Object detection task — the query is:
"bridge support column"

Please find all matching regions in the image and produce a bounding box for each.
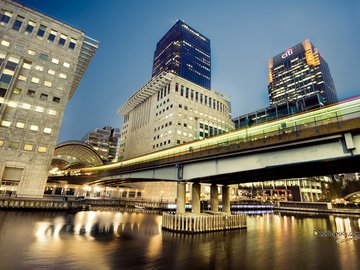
[210,184,219,212]
[222,185,230,215]
[176,182,186,215]
[192,183,201,214]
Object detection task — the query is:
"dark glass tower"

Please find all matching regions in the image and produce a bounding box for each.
[268,39,337,108]
[152,20,211,89]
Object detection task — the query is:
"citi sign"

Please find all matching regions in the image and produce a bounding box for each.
[282,48,293,59]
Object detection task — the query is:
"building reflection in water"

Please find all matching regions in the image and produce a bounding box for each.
[1,211,360,270]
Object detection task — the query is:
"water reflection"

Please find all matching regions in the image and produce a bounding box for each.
[0,211,360,270]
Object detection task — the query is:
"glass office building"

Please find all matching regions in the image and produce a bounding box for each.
[268,39,337,107]
[152,20,211,90]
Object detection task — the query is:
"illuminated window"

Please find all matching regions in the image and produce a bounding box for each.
[8,101,17,108]
[35,106,44,112]
[37,146,47,153]
[18,75,27,81]
[51,58,59,64]
[30,125,38,131]
[0,139,3,147]
[1,40,10,47]
[63,62,70,68]
[35,65,44,71]
[48,69,55,75]
[43,127,52,134]
[44,81,52,87]
[25,20,36,34]
[28,49,36,56]
[23,143,34,151]
[48,109,57,116]
[31,77,40,84]
[13,88,21,95]
[22,62,31,70]
[21,104,30,111]
[1,120,11,127]
[59,73,67,79]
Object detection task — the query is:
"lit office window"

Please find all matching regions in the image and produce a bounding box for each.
[1,120,11,127]
[43,127,52,134]
[51,58,59,64]
[30,125,38,131]
[31,77,40,84]
[44,81,52,87]
[35,65,44,71]
[59,73,67,79]
[23,143,34,151]
[63,62,70,68]
[22,61,31,70]
[0,139,3,147]
[35,106,44,112]
[28,49,36,56]
[8,101,17,108]
[22,103,31,110]
[18,75,27,81]
[48,69,55,75]
[37,146,47,153]
[13,88,21,95]
[48,109,57,116]
[1,40,10,47]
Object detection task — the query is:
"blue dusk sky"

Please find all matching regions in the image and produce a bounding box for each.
[17,0,360,143]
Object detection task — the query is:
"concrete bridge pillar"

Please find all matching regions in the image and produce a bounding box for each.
[192,183,201,214]
[222,185,231,215]
[176,182,186,215]
[210,184,219,212]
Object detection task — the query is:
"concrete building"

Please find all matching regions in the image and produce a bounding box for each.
[118,72,233,160]
[0,0,98,198]
[82,126,121,163]
[118,72,233,201]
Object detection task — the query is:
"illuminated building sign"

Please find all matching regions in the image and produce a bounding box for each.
[282,48,293,59]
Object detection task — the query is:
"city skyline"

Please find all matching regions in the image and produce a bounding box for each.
[17,0,360,143]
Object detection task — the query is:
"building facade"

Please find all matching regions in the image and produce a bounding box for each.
[268,39,337,108]
[82,126,121,163]
[118,72,233,160]
[0,0,98,197]
[152,20,211,90]
[118,72,233,201]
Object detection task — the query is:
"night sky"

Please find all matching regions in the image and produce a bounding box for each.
[17,0,360,143]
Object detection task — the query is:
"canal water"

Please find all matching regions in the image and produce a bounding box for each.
[0,210,360,270]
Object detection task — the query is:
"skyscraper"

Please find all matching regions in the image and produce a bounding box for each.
[268,39,337,108]
[152,20,211,89]
[0,0,98,198]
[82,126,121,163]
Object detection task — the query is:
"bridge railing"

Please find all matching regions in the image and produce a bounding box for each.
[129,106,360,166]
